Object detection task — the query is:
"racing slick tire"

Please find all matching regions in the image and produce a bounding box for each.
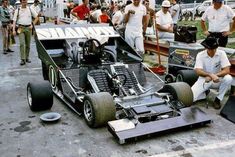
[162,82,193,107]
[27,81,53,111]
[176,70,198,86]
[83,92,116,128]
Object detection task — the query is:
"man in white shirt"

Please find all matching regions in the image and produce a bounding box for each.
[191,36,233,109]
[124,0,147,58]
[30,0,41,14]
[155,0,174,40]
[112,5,123,26]
[201,0,235,47]
[90,5,101,23]
[12,0,38,65]
[170,0,181,26]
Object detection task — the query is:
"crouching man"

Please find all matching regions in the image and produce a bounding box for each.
[191,36,233,109]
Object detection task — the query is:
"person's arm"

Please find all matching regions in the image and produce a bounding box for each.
[98,15,101,23]
[156,24,173,33]
[223,16,235,36]
[142,15,147,34]
[12,9,18,36]
[71,7,80,20]
[32,16,39,25]
[216,66,230,77]
[12,20,16,36]
[123,10,132,24]
[201,19,210,36]
[30,7,39,27]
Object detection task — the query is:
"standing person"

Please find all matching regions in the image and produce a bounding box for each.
[71,0,90,22]
[90,5,101,23]
[155,0,174,40]
[143,0,155,27]
[170,0,181,27]
[12,0,38,65]
[0,0,14,54]
[112,4,123,26]
[124,0,147,57]
[30,0,41,14]
[63,0,68,18]
[191,36,233,109]
[30,0,41,25]
[201,0,235,47]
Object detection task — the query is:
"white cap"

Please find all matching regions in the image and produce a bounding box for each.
[162,0,171,7]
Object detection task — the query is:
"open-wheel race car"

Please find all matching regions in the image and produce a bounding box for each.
[27,23,211,144]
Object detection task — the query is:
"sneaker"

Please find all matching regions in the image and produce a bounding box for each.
[26,59,31,63]
[6,49,14,52]
[3,50,7,54]
[213,97,221,109]
[20,60,25,65]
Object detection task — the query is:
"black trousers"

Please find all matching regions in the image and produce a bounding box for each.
[208,32,228,47]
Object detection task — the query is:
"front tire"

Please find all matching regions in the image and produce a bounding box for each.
[83,92,116,128]
[162,82,193,107]
[27,81,53,111]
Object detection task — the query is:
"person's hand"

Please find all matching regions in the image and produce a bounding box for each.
[203,31,210,36]
[29,25,33,30]
[205,76,212,82]
[222,31,232,37]
[209,73,220,83]
[168,26,173,33]
[128,10,135,15]
[12,30,16,36]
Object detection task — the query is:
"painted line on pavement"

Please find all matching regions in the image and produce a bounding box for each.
[149,139,235,157]
[0,67,41,75]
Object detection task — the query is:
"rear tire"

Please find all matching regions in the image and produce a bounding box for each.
[27,81,53,111]
[83,92,116,128]
[162,82,193,107]
[176,70,198,86]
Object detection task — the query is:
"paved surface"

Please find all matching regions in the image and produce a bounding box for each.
[1,31,235,157]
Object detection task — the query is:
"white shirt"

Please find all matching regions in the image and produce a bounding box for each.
[112,10,123,25]
[91,9,102,21]
[124,4,146,32]
[13,6,38,25]
[155,9,173,32]
[30,4,41,14]
[7,5,15,20]
[194,49,231,75]
[201,5,235,32]
[170,3,180,24]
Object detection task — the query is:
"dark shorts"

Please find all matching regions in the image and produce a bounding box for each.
[209,32,228,47]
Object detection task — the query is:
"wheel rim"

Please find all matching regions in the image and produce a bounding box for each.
[84,100,93,122]
[27,86,32,107]
[176,74,183,82]
[165,75,173,83]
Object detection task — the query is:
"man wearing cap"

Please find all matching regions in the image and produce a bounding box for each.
[123,0,147,58]
[191,36,233,109]
[155,0,174,40]
[201,0,235,47]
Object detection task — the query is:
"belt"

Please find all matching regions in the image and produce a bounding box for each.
[209,32,223,35]
[19,24,31,27]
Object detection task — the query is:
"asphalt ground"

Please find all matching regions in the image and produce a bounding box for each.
[1,32,235,157]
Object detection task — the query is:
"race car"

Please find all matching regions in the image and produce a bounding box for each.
[27,23,211,144]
